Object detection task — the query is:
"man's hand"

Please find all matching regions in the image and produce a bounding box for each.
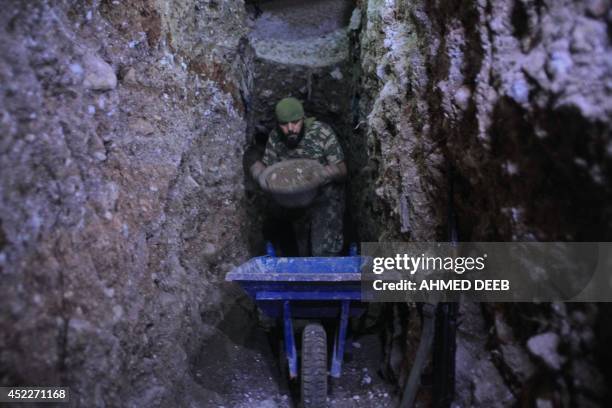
[250,161,269,191]
[257,173,269,191]
[316,162,347,185]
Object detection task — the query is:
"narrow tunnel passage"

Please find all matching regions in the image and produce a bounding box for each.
[243,0,360,257]
[1,0,610,407]
[194,1,399,406]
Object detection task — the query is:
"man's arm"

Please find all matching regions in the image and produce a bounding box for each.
[261,130,279,167]
[251,130,281,191]
[320,161,347,184]
[250,160,269,190]
[250,160,265,179]
[319,123,347,184]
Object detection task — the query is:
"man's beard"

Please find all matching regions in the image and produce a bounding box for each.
[280,125,305,149]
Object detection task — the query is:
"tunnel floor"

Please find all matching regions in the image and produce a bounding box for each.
[193,324,395,407]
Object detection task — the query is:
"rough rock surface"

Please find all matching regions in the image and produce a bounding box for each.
[350,0,611,406]
[527,331,563,370]
[0,0,252,406]
[351,0,611,243]
[246,0,354,136]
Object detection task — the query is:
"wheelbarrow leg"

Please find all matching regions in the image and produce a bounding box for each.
[266,241,276,257]
[283,300,298,379]
[330,300,350,378]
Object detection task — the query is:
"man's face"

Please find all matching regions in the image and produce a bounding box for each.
[278,118,304,148]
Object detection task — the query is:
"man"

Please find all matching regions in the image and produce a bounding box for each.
[250,97,347,256]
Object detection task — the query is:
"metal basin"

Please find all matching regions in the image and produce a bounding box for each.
[261,159,323,208]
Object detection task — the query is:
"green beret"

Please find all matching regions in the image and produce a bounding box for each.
[275,97,304,123]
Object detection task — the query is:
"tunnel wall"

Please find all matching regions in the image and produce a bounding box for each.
[352,0,611,405]
[249,53,352,143]
[0,0,252,405]
[351,0,611,241]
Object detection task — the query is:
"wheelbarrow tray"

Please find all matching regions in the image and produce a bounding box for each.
[226,255,365,318]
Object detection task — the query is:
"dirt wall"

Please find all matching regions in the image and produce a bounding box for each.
[0,0,252,405]
[350,0,611,242]
[351,0,611,405]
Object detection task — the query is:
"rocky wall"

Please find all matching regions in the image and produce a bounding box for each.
[244,0,356,152]
[0,0,252,405]
[248,35,352,138]
[351,0,611,406]
[351,0,611,241]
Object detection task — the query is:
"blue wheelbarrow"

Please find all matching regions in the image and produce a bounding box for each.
[225,244,366,407]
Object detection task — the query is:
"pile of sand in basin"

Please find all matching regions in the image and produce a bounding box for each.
[264,159,323,194]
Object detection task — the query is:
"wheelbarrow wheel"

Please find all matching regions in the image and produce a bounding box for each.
[301,323,327,408]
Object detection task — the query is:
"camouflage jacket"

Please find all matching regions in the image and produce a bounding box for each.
[261,118,344,166]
